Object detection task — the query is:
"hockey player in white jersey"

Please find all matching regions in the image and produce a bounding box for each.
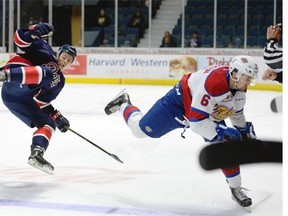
[104,55,258,208]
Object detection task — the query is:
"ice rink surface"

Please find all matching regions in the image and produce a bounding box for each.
[0,84,283,216]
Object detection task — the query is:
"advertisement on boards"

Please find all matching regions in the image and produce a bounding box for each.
[0,53,276,86]
[86,53,200,79]
[63,54,87,75]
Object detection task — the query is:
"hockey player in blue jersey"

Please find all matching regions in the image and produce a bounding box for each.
[0,23,77,174]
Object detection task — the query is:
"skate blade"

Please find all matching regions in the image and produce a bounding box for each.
[232,196,252,212]
[28,158,54,175]
[111,88,127,101]
[243,206,252,212]
[232,200,252,212]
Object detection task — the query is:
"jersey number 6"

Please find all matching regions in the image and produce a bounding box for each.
[201,94,211,106]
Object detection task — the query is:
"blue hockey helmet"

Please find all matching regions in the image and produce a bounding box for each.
[57,44,77,61]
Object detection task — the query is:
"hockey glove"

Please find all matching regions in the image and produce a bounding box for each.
[213,124,242,142]
[29,23,55,39]
[51,110,70,133]
[234,122,257,140]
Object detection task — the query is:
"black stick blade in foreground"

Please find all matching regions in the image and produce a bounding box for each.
[270,95,282,113]
[199,139,282,170]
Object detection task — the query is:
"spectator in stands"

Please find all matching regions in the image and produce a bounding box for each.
[187,31,202,48]
[151,0,161,17]
[96,9,111,27]
[127,8,146,39]
[95,8,111,46]
[161,31,176,46]
[160,36,176,48]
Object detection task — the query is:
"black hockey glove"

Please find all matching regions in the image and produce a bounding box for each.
[29,23,55,39]
[51,110,70,133]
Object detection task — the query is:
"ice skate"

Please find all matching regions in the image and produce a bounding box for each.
[230,187,252,209]
[104,88,131,115]
[28,146,54,175]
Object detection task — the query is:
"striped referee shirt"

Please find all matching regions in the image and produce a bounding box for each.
[263,39,282,73]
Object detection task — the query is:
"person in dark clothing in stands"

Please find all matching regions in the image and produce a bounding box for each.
[96,9,111,27]
[127,8,146,39]
[187,31,202,48]
[160,36,176,48]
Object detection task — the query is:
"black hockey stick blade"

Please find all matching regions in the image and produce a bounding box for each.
[68,128,124,163]
[109,154,124,163]
[199,139,282,170]
[270,95,282,113]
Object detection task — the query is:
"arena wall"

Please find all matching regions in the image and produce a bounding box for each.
[0,51,281,92]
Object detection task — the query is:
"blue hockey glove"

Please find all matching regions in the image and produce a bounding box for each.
[51,110,70,133]
[234,122,257,140]
[213,124,242,142]
[29,23,55,39]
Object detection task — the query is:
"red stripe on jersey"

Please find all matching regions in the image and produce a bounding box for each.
[123,105,140,123]
[204,66,230,97]
[33,89,50,108]
[34,99,50,108]
[181,74,208,120]
[222,166,240,177]
[22,66,42,84]
[189,108,208,121]
[5,55,33,67]
[34,98,49,108]
[14,31,31,48]
[33,125,54,141]
[181,74,192,117]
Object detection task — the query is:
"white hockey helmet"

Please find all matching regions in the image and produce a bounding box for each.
[229,55,258,85]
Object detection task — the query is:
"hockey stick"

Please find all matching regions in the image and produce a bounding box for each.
[270,95,282,113]
[68,128,124,163]
[199,139,282,170]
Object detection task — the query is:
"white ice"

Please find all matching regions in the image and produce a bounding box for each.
[0,84,283,216]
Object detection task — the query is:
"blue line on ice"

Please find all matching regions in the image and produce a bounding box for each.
[0,199,191,216]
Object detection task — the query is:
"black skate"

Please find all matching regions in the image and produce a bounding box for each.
[230,187,252,208]
[28,146,54,175]
[104,89,131,115]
